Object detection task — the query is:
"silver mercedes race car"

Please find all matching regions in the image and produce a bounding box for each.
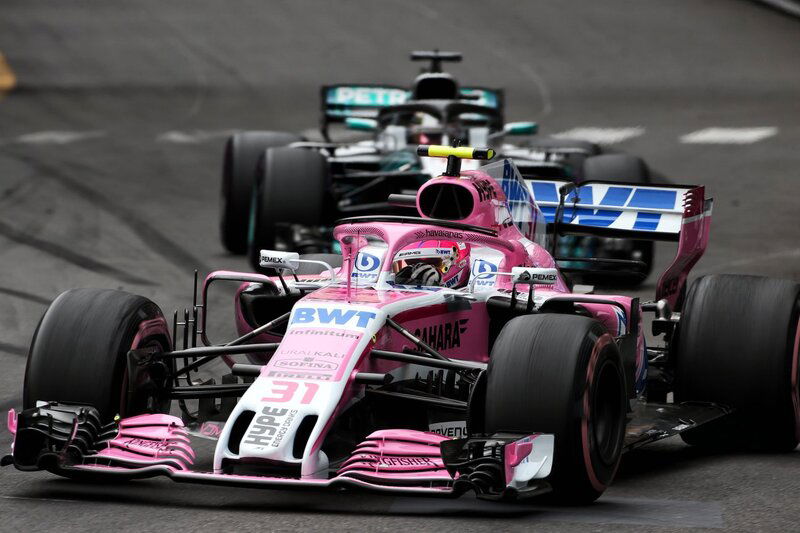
[220,51,656,285]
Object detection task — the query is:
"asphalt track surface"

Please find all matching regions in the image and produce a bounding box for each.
[1,1,799,531]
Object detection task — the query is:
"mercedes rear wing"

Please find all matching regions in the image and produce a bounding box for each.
[320,84,504,138]
[526,178,713,309]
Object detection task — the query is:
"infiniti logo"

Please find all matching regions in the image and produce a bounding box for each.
[355,252,380,272]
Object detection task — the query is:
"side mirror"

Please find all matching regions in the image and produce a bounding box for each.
[511,267,557,285]
[345,117,379,131]
[259,250,338,281]
[259,250,299,270]
[504,121,538,136]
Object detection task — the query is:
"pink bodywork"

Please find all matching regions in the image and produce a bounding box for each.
[7,409,16,437]
[262,327,364,382]
[87,414,195,471]
[185,163,707,489]
[6,163,714,496]
[338,429,452,484]
[503,433,536,485]
[656,186,712,309]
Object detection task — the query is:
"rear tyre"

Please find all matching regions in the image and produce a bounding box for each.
[220,131,302,254]
[581,153,653,287]
[675,275,800,451]
[484,314,627,503]
[248,147,329,270]
[23,289,172,422]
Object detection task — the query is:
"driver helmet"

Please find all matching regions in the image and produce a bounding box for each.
[409,112,444,145]
[392,240,470,288]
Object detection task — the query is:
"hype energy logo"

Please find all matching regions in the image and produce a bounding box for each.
[290,306,377,329]
[471,259,498,288]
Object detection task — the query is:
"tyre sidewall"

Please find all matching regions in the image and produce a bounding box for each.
[484,315,626,502]
[675,275,800,450]
[23,289,171,421]
[221,131,301,254]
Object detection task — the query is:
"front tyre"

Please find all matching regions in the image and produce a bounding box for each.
[484,314,627,503]
[23,288,172,422]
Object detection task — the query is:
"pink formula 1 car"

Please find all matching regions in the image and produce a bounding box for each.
[5,146,799,504]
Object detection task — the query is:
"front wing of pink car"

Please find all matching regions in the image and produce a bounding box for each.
[3,403,554,500]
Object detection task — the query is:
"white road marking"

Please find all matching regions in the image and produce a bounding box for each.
[156,129,238,143]
[15,130,106,145]
[552,127,644,144]
[680,127,777,144]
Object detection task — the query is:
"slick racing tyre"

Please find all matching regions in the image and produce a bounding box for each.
[674,275,800,451]
[23,289,172,422]
[484,314,627,503]
[220,131,302,254]
[581,153,653,287]
[248,147,329,270]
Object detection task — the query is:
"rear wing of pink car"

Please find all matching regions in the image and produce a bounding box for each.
[528,179,713,309]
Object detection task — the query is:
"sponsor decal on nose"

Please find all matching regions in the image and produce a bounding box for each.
[291,307,377,328]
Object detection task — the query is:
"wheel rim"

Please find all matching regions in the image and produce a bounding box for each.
[119,317,170,419]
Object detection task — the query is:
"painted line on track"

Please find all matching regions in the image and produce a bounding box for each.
[156,129,238,143]
[552,127,645,144]
[15,131,107,145]
[680,127,778,144]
